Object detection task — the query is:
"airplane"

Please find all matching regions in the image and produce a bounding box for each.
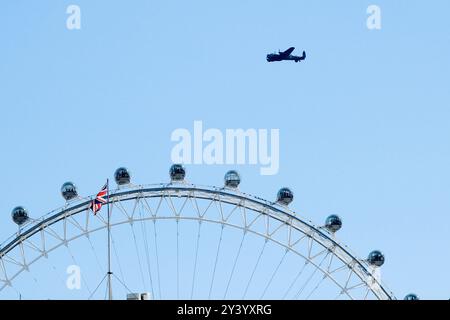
[266,47,306,63]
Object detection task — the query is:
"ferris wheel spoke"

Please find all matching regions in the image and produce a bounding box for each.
[45,258,68,295]
[176,219,180,299]
[294,252,329,300]
[110,233,126,292]
[21,263,41,296]
[85,236,105,275]
[65,244,93,296]
[138,203,155,300]
[190,220,202,299]
[140,198,155,299]
[282,260,308,299]
[305,274,327,300]
[129,222,147,293]
[152,220,162,299]
[260,248,289,299]
[223,231,247,299]
[242,238,268,299]
[208,224,224,299]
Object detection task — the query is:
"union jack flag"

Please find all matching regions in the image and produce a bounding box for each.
[90,182,108,215]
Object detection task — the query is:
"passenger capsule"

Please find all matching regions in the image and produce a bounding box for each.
[224,170,241,188]
[170,164,186,181]
[11,206,29,226]
[115,167,131,185]
[404,294,419,300]
[61,182,78,201]
[368,250,385,267]
[325,214,342,233]
[277,188,294,205]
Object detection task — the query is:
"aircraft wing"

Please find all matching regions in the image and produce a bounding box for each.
[282,47,295,56]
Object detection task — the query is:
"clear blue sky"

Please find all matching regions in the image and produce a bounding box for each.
[0,0,449,299]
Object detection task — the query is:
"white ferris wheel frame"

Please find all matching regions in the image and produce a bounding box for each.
[0,183,396,300]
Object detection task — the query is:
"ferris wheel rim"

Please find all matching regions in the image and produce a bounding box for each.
[1,217,353,298]
[0,183,396,300]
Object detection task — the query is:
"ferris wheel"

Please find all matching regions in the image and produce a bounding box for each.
[0,164,400,300]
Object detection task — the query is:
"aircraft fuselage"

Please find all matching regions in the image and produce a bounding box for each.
[266,48,306,63]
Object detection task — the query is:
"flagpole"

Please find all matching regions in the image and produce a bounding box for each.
[106,178,113,300]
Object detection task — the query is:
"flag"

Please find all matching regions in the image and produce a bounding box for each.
[90,182,108,215]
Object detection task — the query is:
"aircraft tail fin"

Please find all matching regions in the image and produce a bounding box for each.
[302,51,306,59]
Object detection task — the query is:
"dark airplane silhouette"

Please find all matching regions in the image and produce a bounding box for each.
[266,47,306,63]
